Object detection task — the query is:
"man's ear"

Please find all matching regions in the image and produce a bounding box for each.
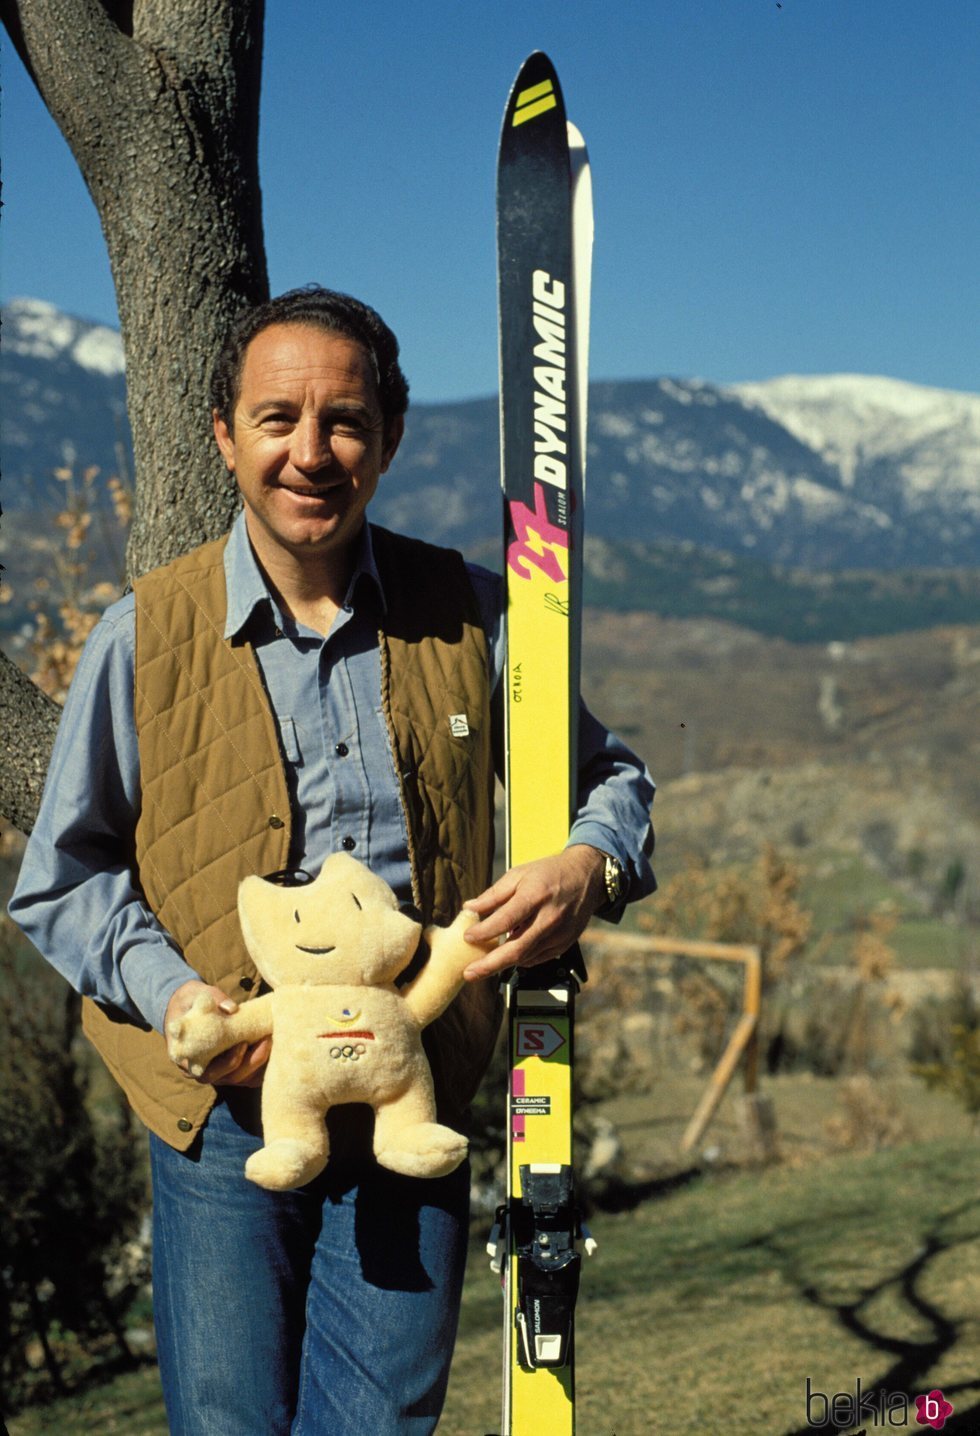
[213,408,236,471]
[380,414,405,474]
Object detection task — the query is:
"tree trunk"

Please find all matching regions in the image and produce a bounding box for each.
[0,0,268,831]
[0,651,61,833]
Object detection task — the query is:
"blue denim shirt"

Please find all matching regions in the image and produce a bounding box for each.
[10,514,655,1034]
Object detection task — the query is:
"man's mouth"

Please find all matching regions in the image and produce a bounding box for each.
[279,479,349,499]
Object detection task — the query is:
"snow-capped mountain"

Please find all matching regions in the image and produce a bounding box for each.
[1,298,130,492]
[732,373,980,515]
[378,373,979,568]
[2,299,978,571]
[3,296,124,376]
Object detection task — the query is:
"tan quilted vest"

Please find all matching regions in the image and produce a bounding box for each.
[81,525,499,1149]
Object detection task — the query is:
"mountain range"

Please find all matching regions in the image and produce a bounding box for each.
[2,296,978,579]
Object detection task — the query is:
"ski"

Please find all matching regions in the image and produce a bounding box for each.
[488,52,594,1436]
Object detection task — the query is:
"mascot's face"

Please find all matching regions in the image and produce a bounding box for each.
[238,853,422,988]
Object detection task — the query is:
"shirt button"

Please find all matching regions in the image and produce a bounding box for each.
[341,836,356,851]
[177,1118,193,1133]
[269,815,285,830]
[335,742,349,757]
[240,976,254,991]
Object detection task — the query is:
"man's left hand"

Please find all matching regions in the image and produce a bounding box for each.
[461,844,606,980]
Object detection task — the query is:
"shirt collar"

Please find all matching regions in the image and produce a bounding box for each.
[223,512,387,641]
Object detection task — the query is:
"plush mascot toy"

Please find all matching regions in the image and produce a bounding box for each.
[166,853,494,1190]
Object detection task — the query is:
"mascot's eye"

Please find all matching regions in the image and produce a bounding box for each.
[294,910,300,924]
[351,893,362,911]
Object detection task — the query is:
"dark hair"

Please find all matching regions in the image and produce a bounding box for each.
[209,285,410,430]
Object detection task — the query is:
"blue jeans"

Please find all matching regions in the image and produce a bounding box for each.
[149,1095,470,1435]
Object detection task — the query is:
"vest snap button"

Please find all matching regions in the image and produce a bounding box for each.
[177,1118,193,1133]
[341,836,356,851]
[269,815,285,830]
[335,742,349,757]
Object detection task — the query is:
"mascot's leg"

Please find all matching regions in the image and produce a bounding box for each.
[373,1085,468,1180]
[246,1081,330,1191]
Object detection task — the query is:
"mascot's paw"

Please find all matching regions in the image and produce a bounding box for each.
[166,992,228,1077]
[375,1122,469,1179]
[424,908,496,970]
[245,1139,328,1191]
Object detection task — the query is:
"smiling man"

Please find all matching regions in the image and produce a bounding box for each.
[10,286,655,1435]
[212,322,404,621]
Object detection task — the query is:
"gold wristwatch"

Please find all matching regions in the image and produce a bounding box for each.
[599,853,626,913]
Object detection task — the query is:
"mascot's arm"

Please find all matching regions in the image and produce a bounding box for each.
[167,990,275,1078]
[405,910,495,1028]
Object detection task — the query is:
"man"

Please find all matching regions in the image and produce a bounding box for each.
[11,287,655,1435]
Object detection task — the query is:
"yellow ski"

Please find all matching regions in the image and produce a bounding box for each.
[489,50,594,1436]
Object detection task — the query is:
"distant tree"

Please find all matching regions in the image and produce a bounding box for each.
[0,0,269,831]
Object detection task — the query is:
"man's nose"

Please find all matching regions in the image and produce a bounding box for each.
[290,415,334,472]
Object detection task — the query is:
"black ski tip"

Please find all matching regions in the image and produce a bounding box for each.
[501,50,566,135]
[514,48,557,79]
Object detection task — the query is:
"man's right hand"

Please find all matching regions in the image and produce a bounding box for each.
[164,979,271,1088]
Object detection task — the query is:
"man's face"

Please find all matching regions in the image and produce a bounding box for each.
[213,322,403,568]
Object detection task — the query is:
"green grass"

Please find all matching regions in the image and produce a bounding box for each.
[443,1137,980,1435]
[799,850,971,971]
[892,919,969,970]
[6,1362,168,1435]
[803,852,912,923]
[622,845,973,975]
[10,1077,979,1435]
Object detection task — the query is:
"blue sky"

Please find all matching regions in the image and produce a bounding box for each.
[2,0,977,401]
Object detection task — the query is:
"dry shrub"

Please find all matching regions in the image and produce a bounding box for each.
[577,949,661,1096]
[912,968,980,1122]
[852,907,898,984]
[643,843,811,988]
[6,461,132,702]
[639,845,816,1076]
[824,1075,915,1151]
[835,908,905,1073]
[909,973,980,1067]
[916,1026,980,1122]
[670,968,732,1071]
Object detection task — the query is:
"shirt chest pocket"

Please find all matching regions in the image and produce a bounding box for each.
[276,715,304,767]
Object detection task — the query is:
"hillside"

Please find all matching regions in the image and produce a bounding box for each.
[581,612,980,916]
[3,298,979,573]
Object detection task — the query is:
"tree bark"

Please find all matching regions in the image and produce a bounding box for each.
[0,651,61,833]
[0,0,268,831]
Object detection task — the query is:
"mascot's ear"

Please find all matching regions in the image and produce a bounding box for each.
[237,874,266,955]
[238,867,284,959]
[239,868,313,948]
